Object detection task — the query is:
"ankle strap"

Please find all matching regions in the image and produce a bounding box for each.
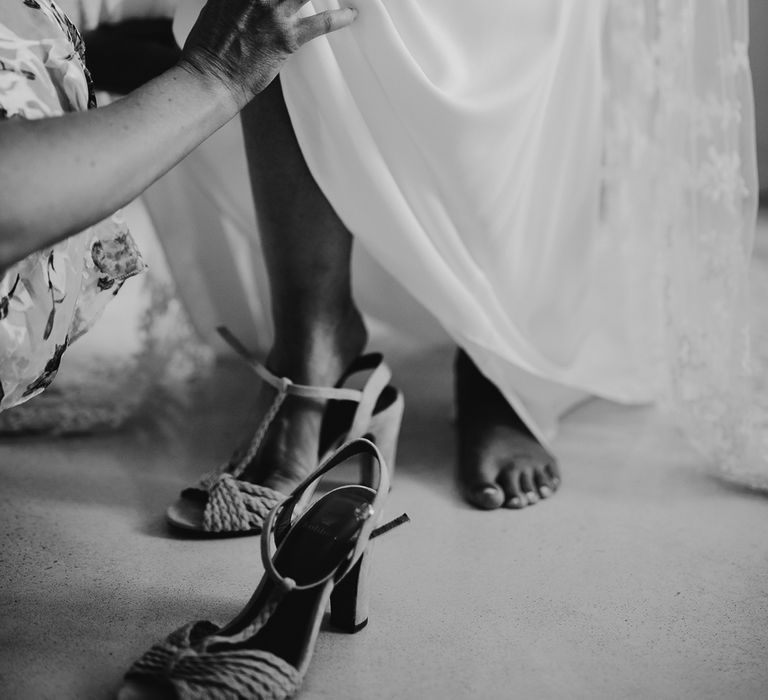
[217,327,364,402]
[260,439,390,591]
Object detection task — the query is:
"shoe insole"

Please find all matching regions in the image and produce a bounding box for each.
[319,386,399,456]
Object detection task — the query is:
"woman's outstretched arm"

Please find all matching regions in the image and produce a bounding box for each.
[0,0,357,271]
[0,64,236,269]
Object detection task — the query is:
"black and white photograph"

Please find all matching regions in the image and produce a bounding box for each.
[1,0,767,698]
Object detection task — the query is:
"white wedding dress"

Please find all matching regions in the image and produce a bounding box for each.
[147,0,764,488]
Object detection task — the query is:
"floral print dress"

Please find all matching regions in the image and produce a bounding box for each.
[0,0,144,412]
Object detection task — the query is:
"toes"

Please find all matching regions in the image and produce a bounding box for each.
[535,468,555,499]
[459,432,562,511]
[546,461,562,492]
[498,469,526,509]
[499,459,561,507]
[460,451,506,510]
[519,467,539,505]
[464,482,505,510]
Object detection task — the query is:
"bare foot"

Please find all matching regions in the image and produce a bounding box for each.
[454,350,561,510]
[230,306,368,495]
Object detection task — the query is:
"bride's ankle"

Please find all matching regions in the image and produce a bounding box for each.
[269,306,368,384]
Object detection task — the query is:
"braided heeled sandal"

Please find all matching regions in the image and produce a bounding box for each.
[166,328,404,536]
[122,438,408,700]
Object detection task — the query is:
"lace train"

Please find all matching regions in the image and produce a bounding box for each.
[603,0,766,489]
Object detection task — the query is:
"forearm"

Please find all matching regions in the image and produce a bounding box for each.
[0,63,237,269]
[0,0,357,272]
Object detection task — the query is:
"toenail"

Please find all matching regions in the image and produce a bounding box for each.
[539,486,552,498]
[509,496,524,508]
[473,486,502,508]
[525,491,538,503]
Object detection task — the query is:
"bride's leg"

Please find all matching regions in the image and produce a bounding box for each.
[239,79,560,509]
[236,78,367,493]
[454,350,561,510]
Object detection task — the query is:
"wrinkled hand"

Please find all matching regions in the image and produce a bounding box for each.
[181,0,357,108]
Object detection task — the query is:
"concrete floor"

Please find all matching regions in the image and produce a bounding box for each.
[1,336,767,699]
[1,206,768,699]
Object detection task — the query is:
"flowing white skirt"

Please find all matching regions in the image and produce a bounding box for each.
[159,0,765,487]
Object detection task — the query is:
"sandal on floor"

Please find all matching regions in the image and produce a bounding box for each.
[166,327,404,536]
[122,438,407,700]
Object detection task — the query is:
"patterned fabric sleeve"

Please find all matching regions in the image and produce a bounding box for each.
[0,0,144,412]
[55,0,178,31]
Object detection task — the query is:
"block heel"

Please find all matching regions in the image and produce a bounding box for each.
[330,550,373,633]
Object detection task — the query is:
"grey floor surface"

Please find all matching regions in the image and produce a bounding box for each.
[1,341,767,699]
[1,209,768,699]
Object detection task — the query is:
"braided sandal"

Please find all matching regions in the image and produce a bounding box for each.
[122,438,408,700]
[166,327,404,536]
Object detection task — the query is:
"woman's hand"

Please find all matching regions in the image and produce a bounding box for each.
[0,0,358,270]
[181,0,358,109]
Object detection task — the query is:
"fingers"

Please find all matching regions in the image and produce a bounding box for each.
[295,7,358,46]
